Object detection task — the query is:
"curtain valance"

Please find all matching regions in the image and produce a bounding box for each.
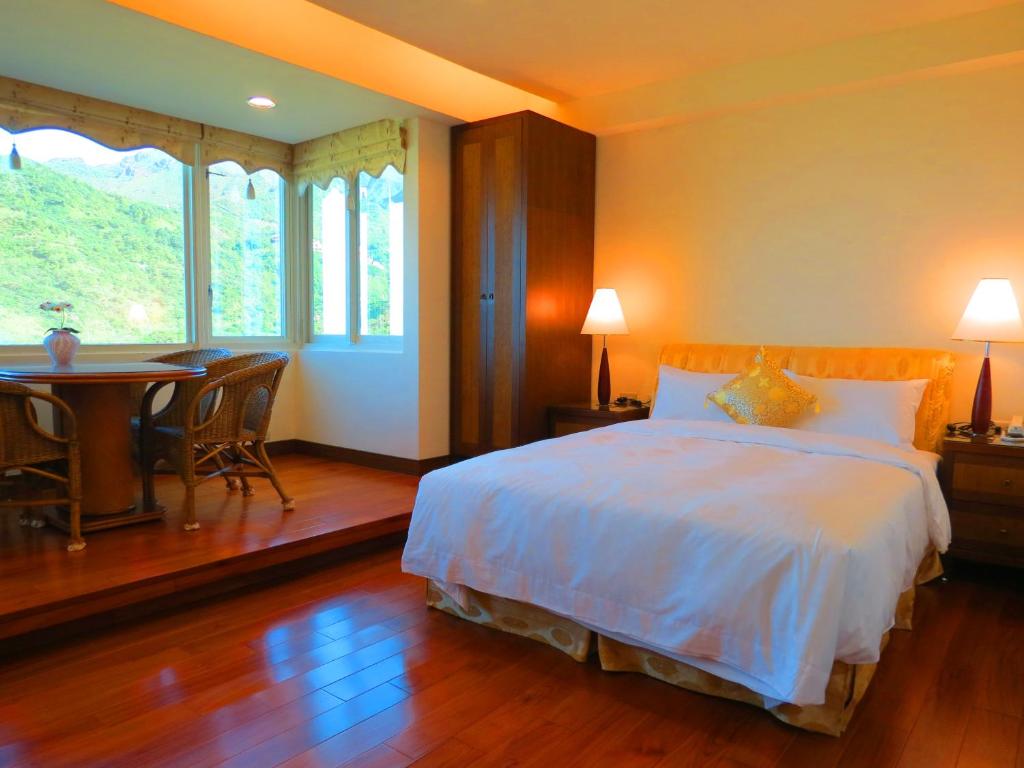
[0,77,290,176]
[1,77,406,187]
[200,125,293,180]
[0,76,201,165]
[293,119,407,192]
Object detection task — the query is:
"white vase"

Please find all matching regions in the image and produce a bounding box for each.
[43,329,80,366]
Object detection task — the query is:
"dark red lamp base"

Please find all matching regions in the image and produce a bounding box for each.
[597,345,611,406]
[970,354,992,436]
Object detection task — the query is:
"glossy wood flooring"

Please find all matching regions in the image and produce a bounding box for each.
[0,547,1020,768]
[0,455,418,639]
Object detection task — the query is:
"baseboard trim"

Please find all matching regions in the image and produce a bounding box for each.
[264,439,303,457]
[265,439,450,476]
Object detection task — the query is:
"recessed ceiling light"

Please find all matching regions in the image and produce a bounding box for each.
[247,96,276,110]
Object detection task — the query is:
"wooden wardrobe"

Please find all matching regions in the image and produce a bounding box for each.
[451,111,596,457]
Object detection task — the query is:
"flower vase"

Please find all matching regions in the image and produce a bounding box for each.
[43,330,80,366]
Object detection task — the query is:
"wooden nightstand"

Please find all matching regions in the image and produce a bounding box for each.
[941,436,1024,568]
[547,402,650,438]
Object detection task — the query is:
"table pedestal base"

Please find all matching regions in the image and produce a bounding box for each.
[54,382,138,517]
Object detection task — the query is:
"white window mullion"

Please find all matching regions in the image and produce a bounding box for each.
[279,179,292,342]
[192,146,213,347]
[292,184,310,345]
[348,174,361,344]
[181,158,197,345]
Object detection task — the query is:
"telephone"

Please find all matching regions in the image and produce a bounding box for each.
[1001,415,1024,445]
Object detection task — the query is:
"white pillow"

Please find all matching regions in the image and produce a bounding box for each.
[784,371,929,449]
[651,365,735,422]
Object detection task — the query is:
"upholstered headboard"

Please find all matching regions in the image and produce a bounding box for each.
[657,344,955,452]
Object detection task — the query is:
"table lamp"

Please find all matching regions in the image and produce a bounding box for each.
[582,288,629,406]
[952,278,1024,435]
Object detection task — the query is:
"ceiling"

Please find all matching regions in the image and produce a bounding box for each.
[311,0,1020,100]
[0,0,454,144]
[5,0,1020,142]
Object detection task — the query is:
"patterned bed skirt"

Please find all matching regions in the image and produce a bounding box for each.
[425,549,942,736]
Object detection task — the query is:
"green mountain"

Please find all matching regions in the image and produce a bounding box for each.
[46,153,183,209]
[0,157,187,343]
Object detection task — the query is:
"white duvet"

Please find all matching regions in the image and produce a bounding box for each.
[401,420,950,706]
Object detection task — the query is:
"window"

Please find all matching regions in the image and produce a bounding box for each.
[310,177,348,336]
[1,116,405,351]
[0,127,188,344]
[208,162,285,337]
[308,166,403,343]
[359,167,403,337]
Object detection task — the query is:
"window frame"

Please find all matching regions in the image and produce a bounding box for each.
[306,177,353,346]
[203,162,290,345]
[304,167,404,352]
[0,128,197,355]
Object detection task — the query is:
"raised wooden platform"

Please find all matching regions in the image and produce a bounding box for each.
[0,454,418,642]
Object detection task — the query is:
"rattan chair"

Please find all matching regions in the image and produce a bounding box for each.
[0,381,84,552]
[139,352,293,531]
[128,348,232,417]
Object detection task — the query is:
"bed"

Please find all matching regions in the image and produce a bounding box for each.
[402,344,955,735]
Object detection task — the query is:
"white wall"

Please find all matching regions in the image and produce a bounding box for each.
[593,60,1024,423]
[296,118,451,459]
[415,119,452,459]
[264,359,299,441]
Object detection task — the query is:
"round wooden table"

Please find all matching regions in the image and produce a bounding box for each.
[0,362,204,529]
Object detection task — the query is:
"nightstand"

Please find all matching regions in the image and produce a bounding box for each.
[547,402,650,438]
[941,436,1024,568]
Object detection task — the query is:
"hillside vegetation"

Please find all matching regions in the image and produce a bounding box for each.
[0,152,285,344]
[0,146,400,345]
[0,155,187,343]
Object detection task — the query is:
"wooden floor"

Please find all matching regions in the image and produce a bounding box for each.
[0,545,1020,768]
[0,454,418,640]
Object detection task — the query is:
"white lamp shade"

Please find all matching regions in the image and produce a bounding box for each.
[952,278,1024,343]
[581,288,628,335]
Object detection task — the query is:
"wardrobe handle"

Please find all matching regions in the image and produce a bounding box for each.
[488,292,494,300]
[480,293,486,300]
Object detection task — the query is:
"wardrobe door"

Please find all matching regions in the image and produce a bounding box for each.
[485,118,523,451]
[451,126,489,456]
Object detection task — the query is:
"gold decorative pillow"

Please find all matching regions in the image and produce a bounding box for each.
[707,347,817,427]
